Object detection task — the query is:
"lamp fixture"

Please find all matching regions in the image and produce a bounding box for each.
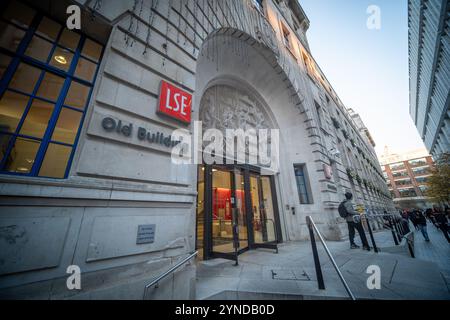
[54,55,67,65]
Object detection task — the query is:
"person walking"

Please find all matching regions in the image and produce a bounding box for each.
[433,207,450,243]
[338,192,371,251]
[415,211,430,242]
[409,210,419,230]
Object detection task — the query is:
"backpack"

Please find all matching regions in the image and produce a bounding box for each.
[338,200,349,218]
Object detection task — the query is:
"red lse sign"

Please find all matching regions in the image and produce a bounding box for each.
[158,80,192,124]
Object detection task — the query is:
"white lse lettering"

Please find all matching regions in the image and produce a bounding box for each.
[165,89,188,115]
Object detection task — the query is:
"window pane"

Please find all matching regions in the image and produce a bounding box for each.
[0,22,26,51]
[75,57,96,82]
[0,53,12,81]
[51,107,82,144]
[64,81,90,110]
[295,166,310,204]
[36,17,61,41]
[39,143,72,178]
[2,1,36,29]
[81,38,102,62]
[24,35,53,62]
[36,72,65,102]
[0,91,29,133]
[50,46,73,72]
[59,29,80,50]
[9,63,42,94]
[3,137,40,174]
[19,100,54,139]
[0,133,13,163]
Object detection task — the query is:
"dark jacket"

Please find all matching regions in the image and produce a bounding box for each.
[415,212,427,226]
[434,213,448,225]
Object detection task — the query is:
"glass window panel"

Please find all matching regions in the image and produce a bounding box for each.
[9,63,42,94]
[36,17,61,41]
[51,107,82,144]
[24,35,53,62]
[38,143,72,178]
[74,57,96,82]
[49,46,73,72]
[0,22,26,51]
[81,38,102,62]
[0,133,13,163]
[64,81,90,110]
[4,137,40,174]
[2,1,36,28]
[36,72,64,102]
[19,100,54,139]
[58,29,80,50]
[0,91,29,133]
[0,53,12,81]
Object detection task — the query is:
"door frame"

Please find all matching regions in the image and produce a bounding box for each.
[199,163,282,260]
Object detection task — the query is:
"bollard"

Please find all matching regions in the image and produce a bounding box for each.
[365,215,379,253]
[388,216,399,245]
[306,217,325,290]
[392,217,402,243]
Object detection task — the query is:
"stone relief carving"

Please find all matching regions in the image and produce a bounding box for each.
[200,85,271,133]
[199,85,273,154]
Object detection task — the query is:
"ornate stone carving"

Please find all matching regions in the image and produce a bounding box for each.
[200,85,270,133]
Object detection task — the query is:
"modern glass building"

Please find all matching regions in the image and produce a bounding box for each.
[408,0,450,158]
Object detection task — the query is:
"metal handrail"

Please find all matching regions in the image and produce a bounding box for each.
[143,251,198,299]
[306,216,356,300]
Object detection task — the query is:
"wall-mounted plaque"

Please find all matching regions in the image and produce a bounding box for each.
[136,224,156,244]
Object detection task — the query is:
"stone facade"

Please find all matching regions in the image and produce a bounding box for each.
[0,0,395,299]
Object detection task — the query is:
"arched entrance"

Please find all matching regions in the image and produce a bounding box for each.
[195,84,282,261]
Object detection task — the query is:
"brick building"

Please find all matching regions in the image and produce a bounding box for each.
[380,147,434,209]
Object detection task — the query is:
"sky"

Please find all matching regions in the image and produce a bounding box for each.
[299,0,426,156]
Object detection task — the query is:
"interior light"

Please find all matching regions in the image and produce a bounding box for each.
[54,55,67,65]
[16,167,29,172]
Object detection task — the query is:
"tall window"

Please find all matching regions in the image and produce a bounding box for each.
[315,101,323,128]
[294,164,312,204]
[0,1,104,178]
[281,24,291,50]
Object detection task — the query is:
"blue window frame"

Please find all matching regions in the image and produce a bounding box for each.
[0,0,104,179]
[294,164,312,204]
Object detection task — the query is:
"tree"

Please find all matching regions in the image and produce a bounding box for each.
[425,153,450,205]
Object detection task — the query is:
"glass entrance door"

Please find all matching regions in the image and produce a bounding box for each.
[196,165,280,260]
[210,166,250,260]
[249,174,279,249]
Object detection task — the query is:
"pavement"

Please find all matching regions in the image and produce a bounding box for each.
[195,225,450,300]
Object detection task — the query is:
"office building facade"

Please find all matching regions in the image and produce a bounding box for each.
[408,0,450,158]
[0,0,394,299]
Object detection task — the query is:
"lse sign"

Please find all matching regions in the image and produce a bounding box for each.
[158,81,192,124]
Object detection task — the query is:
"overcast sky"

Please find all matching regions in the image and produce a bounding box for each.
[299,0,426,156]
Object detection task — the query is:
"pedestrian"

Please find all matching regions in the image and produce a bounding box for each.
[338,192,371,251]
[415,211,430,242]
[433,207,450,243]
[409,210,419,230]
[425,208,437,226]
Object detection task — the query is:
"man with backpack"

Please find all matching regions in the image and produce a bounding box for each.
[338,192,371,251]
